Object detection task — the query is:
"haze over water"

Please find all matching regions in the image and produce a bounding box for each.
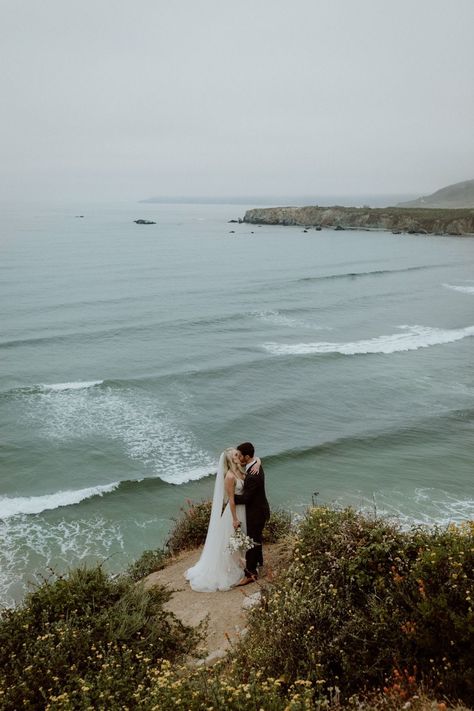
[1,201,474,606]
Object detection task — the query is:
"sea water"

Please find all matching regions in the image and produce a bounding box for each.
[1,201,473,605]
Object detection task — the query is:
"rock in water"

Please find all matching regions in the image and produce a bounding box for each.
[134,219,156,225]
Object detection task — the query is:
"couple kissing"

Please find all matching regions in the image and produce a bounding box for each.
[185,442,270,592]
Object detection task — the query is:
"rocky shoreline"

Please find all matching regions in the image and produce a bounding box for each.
[243,205,474,236]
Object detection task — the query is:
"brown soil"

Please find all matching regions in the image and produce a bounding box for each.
[143,542,286,659]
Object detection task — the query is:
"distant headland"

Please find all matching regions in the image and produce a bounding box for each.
[243,205,474,236]
[243,180,474,236]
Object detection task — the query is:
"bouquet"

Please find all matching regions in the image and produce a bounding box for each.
[228,527,256,554]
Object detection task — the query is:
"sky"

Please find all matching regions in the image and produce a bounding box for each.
[1,0,473,202]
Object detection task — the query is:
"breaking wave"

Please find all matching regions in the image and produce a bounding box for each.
[41,380,104,391]
[263,324,474,356]
[0,464,216,520]
[0,483,120,519]
[443,283,474,295]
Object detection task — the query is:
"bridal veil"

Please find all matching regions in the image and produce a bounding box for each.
[185,452,245,592]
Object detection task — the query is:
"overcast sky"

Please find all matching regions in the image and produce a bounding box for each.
[1,0,473,202]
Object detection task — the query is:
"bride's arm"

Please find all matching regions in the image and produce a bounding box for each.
[225,473,240,529]
[248,456,261,475]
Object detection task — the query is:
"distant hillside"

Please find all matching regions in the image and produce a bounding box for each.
[397,179,474,208]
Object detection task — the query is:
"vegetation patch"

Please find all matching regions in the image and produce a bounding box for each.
[0,565,201,710]
[166,499,292,555]
[125,547,168,582]
[233,507,474,705]
[166,499,213,554]
[1,507,472,709]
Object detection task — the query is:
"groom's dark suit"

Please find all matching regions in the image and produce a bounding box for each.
[234,461,270,577]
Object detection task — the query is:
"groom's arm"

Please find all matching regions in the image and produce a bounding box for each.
[234,468,262,505]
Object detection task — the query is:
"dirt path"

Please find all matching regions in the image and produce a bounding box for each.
[144,543,285,661]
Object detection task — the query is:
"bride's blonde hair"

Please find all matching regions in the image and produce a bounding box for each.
[223,447,244,477]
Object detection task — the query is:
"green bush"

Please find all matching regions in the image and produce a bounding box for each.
[233,507,474,705]
[167,500,292,555]
[166,499,213,554]
[2,507,472,710]
[140,663,315,710]
[264,508,293,543]
[0,565,202,710]
[125,547,168,582]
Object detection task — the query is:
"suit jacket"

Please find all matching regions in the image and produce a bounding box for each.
[234,462,270,530]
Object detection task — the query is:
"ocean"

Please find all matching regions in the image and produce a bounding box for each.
[1,201,473,606]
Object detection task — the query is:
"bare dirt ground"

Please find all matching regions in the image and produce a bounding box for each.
[143,542,286,660]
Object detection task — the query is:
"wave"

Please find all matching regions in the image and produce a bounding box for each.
[0,310,248,351]
[0,483,120,519]
[1,352,279,400]
[158,464,215,485]
[255,310,332,330]
[336,488,474,530]
[11,398,473,520]
[0,380,107,399]
[1,465,216,520]
[0,514,126,607]
[41,380,104,392]
[0,321,164,350]
[9,381,216,497]
[297,265,435,284]
[264,407,474,468]
[443,283,474,295]
[263,324,474,356]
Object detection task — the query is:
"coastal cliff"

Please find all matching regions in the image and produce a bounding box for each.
[243,206,474,235]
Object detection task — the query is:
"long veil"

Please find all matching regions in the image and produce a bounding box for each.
[185,452,243,591]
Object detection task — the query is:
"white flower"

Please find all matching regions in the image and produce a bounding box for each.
[228,529,256,553]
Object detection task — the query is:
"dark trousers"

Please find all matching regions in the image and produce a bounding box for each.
[245,520,265,576]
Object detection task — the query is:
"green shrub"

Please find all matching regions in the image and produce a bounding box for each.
[2,506,472,710]
[125,547,168,582]
[0,565,202,710]
[167,500,292,555]
[166,499,213,554]
[233,508,474,705]
[264,508,293,543]
[139,663,316,710]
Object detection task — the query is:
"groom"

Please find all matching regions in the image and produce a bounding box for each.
[233,442,270,586]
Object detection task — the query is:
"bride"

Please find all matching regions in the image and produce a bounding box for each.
[185,448,253,592]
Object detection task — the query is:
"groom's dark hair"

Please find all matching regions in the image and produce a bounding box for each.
[237,442,255,458]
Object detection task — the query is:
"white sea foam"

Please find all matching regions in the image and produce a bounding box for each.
[159,465,214,485]
[443,283,474,295]
[23,383,214,486]
[256,310,332,330]
[0,515,125,607]
[338,488,474,530]
[41,380,104,391]
[263,324,474,356]
[0,482,120,519]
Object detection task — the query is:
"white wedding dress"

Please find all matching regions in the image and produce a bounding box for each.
[185,453,246,592]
